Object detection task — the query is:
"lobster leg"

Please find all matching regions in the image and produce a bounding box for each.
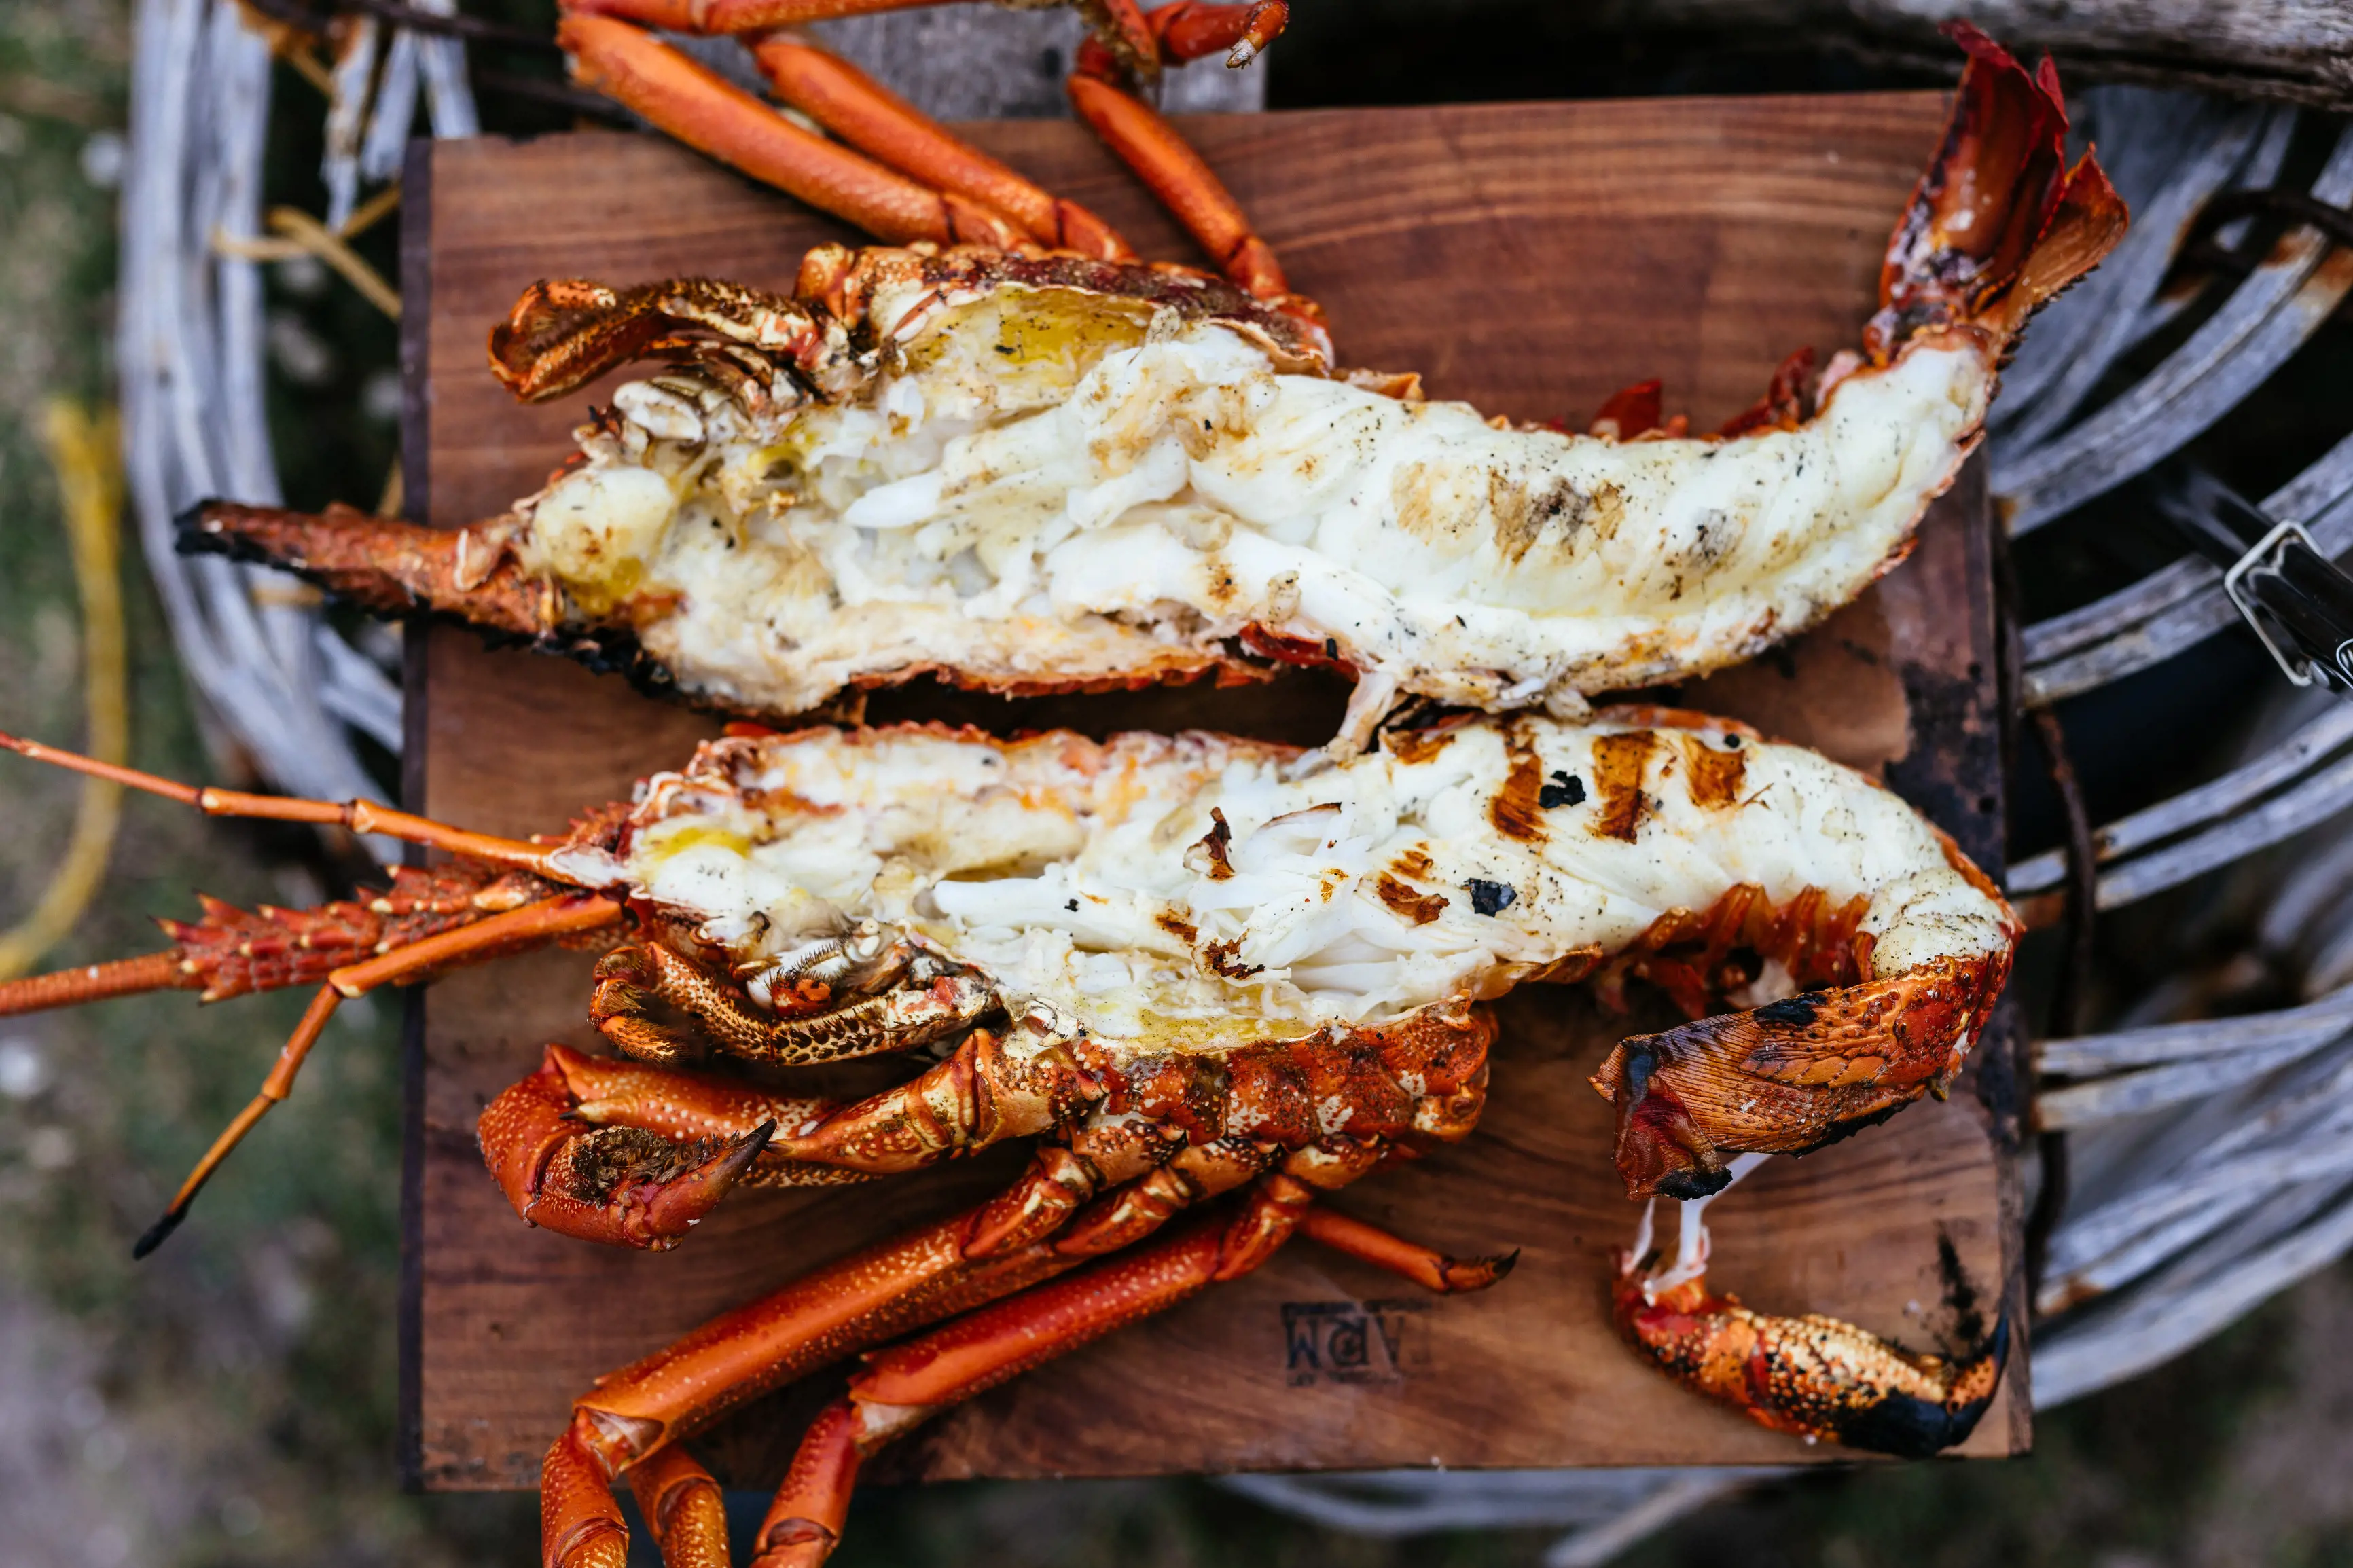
[541,1143,1506,1566]
[0,729,563,874]
[760,1024,1102,1174]
[744,34,1132,258]
[555,0,1305,312]
[628,1444,734,1568]
[1613,1161,2009,1457]
[1064,64,1291,302]
[749,1171,1318,1566]
[558,14,1033,249]
[589,936,1000,1068]
[482,1042,880,1249]
[1295,1205,1519,1294]
[134,891,627,1257]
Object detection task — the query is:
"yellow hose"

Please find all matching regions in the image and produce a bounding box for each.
[0,400,128,980]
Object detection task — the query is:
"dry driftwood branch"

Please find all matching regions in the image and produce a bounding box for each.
[1570,0,2352,111]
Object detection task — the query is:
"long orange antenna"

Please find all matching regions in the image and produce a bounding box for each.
[0,731,564,875]
[0,951,192,1017]
[132,892,627,1258]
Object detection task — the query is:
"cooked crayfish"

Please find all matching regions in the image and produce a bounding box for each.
[186,22,2121,748]
[1,703,2017,1524]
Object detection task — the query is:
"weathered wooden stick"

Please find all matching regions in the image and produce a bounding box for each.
[1553,0,2353,111]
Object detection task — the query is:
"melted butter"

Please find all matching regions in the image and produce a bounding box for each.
[642,822,755,862]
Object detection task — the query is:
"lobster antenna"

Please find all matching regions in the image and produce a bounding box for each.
[0,951,190,1017]
[131,891,627,1258]
[134,983,343,1258]
[0,731,563,875]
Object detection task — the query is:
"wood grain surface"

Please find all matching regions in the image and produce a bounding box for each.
[399,95,2029,1491]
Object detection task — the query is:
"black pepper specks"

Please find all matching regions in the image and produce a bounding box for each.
[1065,899,1079,913]
[1466,879,1517,916]
[1538,770,1585,809]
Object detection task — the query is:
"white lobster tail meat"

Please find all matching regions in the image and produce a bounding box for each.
[521,312,1988,720]
[182,28,2123,735]
[556,710,2013,1049]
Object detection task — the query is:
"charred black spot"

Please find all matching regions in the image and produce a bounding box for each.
[1465,879,1517,916]
[1794,1098,1910,1154]
[1655,1165,1734,1201]
[1831,1389,1973,1459]
[1757,991,1827,1027]
[1539,770,1586,809]
[1937,1226,1986,1348]
[1832,1316,2008,1459]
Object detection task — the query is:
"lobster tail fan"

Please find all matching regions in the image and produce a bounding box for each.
[1866,21,2127,363]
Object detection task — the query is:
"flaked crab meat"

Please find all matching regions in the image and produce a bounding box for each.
[185,30,2123,742]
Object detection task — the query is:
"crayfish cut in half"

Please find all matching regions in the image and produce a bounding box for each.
[471,705,2020,1232]
[183,30,2123,743]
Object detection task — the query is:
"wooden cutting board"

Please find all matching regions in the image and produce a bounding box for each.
[395,94,2028,1491]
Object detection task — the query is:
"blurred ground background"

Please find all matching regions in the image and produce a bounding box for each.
[1,1,2349,1565]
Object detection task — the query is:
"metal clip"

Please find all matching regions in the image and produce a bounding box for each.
[2223,515,2328,688]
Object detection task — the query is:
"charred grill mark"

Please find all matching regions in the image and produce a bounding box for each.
[1156,911,1200,944]
[1201,938,1263,979]
[1488,471,1589,564]
[1382,723,1459,766]
[1376,874,1449,925]
[1488,723,1549,843]
[1590,731,1658,842]
[1681,735,1748,809]
[1390,847,1434,879]
[1183,808,1236,881]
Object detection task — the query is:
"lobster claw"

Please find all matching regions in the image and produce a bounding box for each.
[1612,1255,2009,1457]
[479,1048,776,1249]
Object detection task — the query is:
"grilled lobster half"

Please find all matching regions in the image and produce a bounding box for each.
[5,701,2018,1554]
[184,19,2120,750]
